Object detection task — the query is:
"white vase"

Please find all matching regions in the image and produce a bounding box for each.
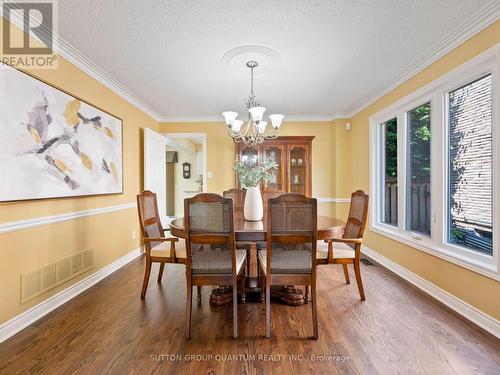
[244,186,263,221]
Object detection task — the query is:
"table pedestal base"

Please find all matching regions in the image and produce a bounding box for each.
[209,286,233,306]
[270,285,305,305]
[209,284,306,306]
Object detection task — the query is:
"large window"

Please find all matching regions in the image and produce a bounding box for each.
[370,46,499,278]
[448,74,493,255]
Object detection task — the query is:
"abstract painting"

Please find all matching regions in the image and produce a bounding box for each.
[0,65,123,202]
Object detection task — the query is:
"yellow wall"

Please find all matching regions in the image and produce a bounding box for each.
[346,21,500,319]
[159,120,348,217]
[0,19,158,324]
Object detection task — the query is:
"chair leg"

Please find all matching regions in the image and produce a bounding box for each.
[240,275,246,304]
[265,279,271,338]
[354,259,366,301]
[157,263,165,283]
[305,285,310,303]
[342,264,350,284]
[197,286,202,305]
[233,278,238,339]
[140,259,152,299]
[185,278,193,339]
[311,281,319,340]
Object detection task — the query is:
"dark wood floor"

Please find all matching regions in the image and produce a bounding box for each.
[1,255,499,375]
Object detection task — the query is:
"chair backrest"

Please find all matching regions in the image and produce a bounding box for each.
[184,193,236,275]
[223,188,246,207]
[343,190,369,240]
[137,190,165,251]
[262,188,282,207]
[266,193,317,274]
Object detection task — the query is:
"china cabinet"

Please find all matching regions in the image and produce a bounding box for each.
[235,136,313,196]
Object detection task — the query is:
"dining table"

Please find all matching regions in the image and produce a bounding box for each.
[169,206,345,306]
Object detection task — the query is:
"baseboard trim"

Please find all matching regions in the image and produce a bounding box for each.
[362,245,500,339]
[0,203,136,234]
[0,247,143,344]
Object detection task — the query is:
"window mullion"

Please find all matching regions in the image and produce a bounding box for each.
[431,93,444,246]
[397,112,406,234]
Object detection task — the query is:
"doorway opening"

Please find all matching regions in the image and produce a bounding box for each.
[163,133,207,222]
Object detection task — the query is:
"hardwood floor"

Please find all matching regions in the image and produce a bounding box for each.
[1,255,498,375]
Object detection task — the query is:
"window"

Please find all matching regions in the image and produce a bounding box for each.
[380,118,398,226]
[370,45,499,278]
[448,74,493,255]
[406,103,431,236]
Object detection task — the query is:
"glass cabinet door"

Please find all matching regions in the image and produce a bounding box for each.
[288,145,309,195]
[263,145,285,191]
[239,146,259,167]
[237,145,260,189]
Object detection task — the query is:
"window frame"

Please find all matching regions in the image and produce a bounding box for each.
[370,44,500,280]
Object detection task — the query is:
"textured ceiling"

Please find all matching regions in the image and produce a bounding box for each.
[58,0,493,120]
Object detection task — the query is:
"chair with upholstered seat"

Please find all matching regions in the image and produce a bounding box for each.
[262,188,282,207]
[184,193,247,339]
[316,190,369,300]
[258,193,318,339]
[223,188,246,207]
[137,190,185,299]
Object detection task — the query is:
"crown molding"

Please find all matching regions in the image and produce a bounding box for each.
[159,114,337,123]
[3,14,162,121]
[346,0,500,119]
[55,39,162,121]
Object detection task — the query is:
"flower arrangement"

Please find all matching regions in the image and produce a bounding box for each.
[234,158,278,189]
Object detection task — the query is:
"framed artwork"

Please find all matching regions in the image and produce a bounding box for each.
[0,65,123,202]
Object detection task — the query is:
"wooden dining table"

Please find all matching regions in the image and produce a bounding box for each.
[169,207,345,305]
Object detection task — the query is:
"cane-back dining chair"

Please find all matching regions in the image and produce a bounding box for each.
[258,193,318,339]
[184,193,247,339]
[137,190,185,299]
[223,188,246,207]
[316,190,369,300]
[262,188,282,207]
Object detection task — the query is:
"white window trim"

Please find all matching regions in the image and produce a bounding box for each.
[370,43,500,281]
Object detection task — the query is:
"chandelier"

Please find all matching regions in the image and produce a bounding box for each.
[222,61,284,144]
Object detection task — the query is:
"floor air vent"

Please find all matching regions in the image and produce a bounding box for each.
[21,249,94,304]
[360,258,374,266]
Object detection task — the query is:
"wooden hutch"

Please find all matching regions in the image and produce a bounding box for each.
[235,136,314,196]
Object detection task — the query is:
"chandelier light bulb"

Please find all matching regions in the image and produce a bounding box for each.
[249,106,266,123]
[222,111,238,125]
[231,120,243,132]
[257,120,268,133]
[269,114,284,129]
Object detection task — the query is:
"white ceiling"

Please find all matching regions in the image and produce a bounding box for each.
[57,0,498,121]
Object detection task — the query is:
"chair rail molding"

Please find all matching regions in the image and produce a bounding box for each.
[0,203,137,234]
[0,247,143,343]
[362,245,500,339]
[316,197,351,203]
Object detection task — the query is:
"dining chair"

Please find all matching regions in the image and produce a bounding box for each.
[223,188,246,207]
[316,190,369,300]
[137,190,185,299]
[262,188,282,207]
[184,193,247,339]
[258,193,318,339]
